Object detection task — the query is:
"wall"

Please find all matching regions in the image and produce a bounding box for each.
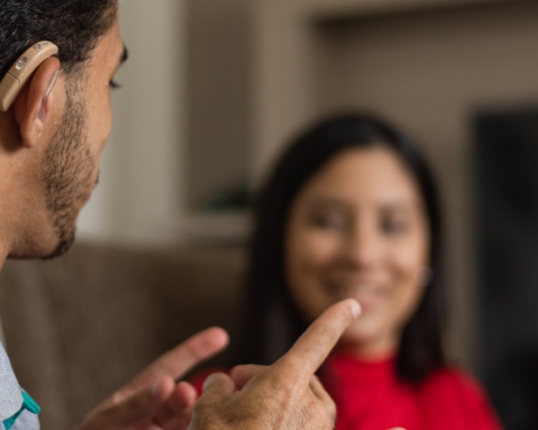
[184,0,251,211]
[77,0,187,245]
[76,0,253,244]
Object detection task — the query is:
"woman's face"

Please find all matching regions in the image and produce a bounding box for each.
[285,145,430,359]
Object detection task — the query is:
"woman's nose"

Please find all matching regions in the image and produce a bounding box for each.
[342,221,382,267]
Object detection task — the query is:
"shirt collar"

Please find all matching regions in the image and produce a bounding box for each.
[0,343,23,421]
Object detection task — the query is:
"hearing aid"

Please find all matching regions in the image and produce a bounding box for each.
[0,41,59,112]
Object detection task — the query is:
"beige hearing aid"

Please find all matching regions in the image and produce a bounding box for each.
[0,41,59,112]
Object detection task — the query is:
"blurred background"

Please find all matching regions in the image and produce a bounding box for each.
[75,0,538,428]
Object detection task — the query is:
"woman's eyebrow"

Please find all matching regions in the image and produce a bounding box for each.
[306,197,350,211]
[382,202,409,211]
[380,201,425,215]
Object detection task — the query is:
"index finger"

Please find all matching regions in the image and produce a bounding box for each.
[277,299,360,381]
[121,327,229,397]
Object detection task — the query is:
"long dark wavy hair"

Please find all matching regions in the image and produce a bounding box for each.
[242,112,447,384]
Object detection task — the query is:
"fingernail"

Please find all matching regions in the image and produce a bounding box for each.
[151,379,163,396]
[351,301,361,319]
[202,373,219,391]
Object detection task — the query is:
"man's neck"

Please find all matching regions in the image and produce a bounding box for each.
[0,155,13,269]
[0,152,16,267]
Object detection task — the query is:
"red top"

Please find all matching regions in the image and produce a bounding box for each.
[190,354,503,430]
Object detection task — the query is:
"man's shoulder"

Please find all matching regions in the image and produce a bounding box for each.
[0,344,40,430]
[0,344,24,423]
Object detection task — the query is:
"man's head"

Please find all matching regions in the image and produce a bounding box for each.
[0,0,126,260]
[0,1,118,80]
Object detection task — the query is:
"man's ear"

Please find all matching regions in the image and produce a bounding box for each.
[13,57,60,149]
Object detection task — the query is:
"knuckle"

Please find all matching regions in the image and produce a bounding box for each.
[270,365,302,393]
[193,391,215,410]
[191,396,213,418]
[308,403,323,421]
[297,398,332,430]
[326,398,337,421]
[190,400,219,430]
[318,402,337,430]
[309,393,336,428]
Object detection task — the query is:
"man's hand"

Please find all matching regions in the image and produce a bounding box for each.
[190,298,361,430]
[75,327,229,430]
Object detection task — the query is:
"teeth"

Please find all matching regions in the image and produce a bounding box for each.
[333,284,378,293]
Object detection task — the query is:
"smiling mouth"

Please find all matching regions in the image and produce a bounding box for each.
[324,282,390,304]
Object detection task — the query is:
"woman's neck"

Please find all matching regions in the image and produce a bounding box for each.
[332,337,398,362]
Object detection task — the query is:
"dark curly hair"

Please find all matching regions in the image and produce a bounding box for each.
[0,0,117,79]
[242,112,447,384]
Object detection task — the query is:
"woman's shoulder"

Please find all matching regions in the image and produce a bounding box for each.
[422,366,485,395]
[419,366,503,430]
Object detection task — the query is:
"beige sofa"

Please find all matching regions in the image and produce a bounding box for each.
[0,242,246,430]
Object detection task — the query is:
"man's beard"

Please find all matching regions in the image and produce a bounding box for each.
[40,84,95,260]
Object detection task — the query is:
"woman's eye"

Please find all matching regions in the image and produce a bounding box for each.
[309,213,348,230]
[381,218,409,235]
[109,79,121,90]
